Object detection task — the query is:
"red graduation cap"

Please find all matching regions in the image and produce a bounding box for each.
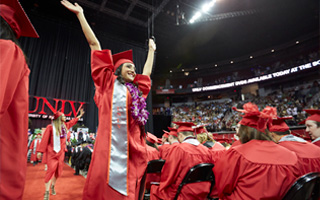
[168,127,178,137]
[157,138,162,144]
[269,117,292,132]
[162,130,169,138]
[174,122,195,133]
[146,132,157,144]
[112,50,133,71]
[53,111,64,120]
[234,103,277,133]
[305,109,320,123]
[194,124,208,135]
[0,0,39,38]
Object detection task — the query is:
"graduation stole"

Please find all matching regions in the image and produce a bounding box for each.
[32,139,41,154]
[107,79,129,196]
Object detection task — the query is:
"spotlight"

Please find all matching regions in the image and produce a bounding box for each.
[271,49,275,52]
[296,41,299,44]
[250,56,253,59]
[230,61,233,64]
[195,67,198,70]
[182,69,184,72]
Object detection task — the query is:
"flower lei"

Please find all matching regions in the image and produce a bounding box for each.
[125,82,149,126]
[60,125,67,138]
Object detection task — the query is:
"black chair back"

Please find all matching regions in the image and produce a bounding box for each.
[282,172,320,200]
[139,159,166,200]
[173,163,215,200]
[147,159,166,173]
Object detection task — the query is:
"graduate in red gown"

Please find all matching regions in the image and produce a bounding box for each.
[268,116,320,175]
[158,131,171,159]
[214,103,303,200]
[160,127,180,160]
[303,109,320,147]
[0,0,39,199]
[61,1,156,199]
[37,110,84,200]
[151,122,214,200]
[29,133,42,165]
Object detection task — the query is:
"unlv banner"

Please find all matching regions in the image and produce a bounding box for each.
[28,96,86,121]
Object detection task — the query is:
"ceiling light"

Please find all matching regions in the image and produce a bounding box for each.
[184,72,189,76]
[195,67,198,70]
[182,69,184,71]
[271,49,275,52]
[215,64,218,67]
[170,70,172,73]
[296,41,299,44]
[230,61,233,64]
[250,56,253,59]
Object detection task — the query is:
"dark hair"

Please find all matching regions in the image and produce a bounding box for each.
[0,16,28,63]
[316,121,320,128]
[114,64,125,84]
[178,131,194,137]
[239,125,272,144]
[272,130,290,136]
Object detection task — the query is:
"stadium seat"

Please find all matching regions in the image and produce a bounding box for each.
[141,159,166,200]
[173,163,215,200]
[282,172,320,200]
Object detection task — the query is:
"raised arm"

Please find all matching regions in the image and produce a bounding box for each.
[142,39,156,76]
[61,0,101,51]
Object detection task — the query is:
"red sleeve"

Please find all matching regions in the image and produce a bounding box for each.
[91,49,116,105]
[0,40,28,119]
[65,117,79,130]
[133,74,151,98]
[213,148,241,198]
[38,125,52,153]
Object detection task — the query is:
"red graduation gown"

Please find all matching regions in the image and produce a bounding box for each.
[0,40,30,200]
[83,50,151,200]
[146,145,160,162]
[279,140,320,175]
[29,138,42,162]
[151,139,213,200]
[38,118,78,182]
[312,138,320,147]
[158,143,171,160]
[213,140,302,200]
[230,139,241,148]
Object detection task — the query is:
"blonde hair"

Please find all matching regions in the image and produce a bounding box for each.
[196,132,208,144]
[239,125,272,144]
[53,116,66,136]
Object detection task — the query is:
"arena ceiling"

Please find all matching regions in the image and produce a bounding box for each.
[22,0,319,77]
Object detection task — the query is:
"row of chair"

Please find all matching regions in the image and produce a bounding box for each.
[141,159,320,200]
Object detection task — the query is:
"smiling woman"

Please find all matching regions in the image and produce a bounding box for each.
[61,0,156,199]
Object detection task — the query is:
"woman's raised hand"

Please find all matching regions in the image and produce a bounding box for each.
[61,0,83,15]
[149,38,156,52]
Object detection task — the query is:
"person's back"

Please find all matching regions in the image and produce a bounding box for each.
[279,135,320,174]
[214,140,301,200]
[152,138,213,200]
[214,103,303,200]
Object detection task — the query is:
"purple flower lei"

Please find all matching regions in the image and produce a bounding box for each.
[60,125,67,138]
[125,82,149,126]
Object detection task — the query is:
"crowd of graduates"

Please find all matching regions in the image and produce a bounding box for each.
[143,105,320,200]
